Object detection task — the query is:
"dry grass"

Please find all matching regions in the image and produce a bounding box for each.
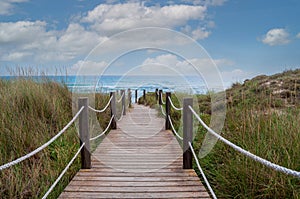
[141,69,300,198]
[0,77,112,198]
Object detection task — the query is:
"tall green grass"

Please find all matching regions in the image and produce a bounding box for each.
[141,88,300,198]
[195,90,300,198]
[0,78,112,198]
[200,96,298,198]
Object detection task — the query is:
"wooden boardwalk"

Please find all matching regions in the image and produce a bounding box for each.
[59,104,210,198]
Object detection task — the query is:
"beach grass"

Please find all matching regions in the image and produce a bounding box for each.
[140,74,300,198]
[0,77,112,198]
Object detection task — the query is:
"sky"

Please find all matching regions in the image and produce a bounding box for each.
[0,0,299,86]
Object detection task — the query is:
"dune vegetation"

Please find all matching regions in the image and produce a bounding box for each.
[140,69,300,198]
[0,77,112,198]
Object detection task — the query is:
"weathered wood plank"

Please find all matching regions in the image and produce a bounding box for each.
[59,104,210,199]
[59,192,210,199]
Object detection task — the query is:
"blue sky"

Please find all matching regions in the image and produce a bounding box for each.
[0,0,299,86]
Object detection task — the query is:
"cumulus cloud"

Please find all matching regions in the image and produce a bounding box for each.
[70,60,108,75]
[296,33,300,39]
[0,0,28,15]
[0,1,226,68]
[57,23,105,60]
[0,20,107,62]
[0,21,48,44]
[261,28,290,46]
[138,53,234,76]
[191,27,210,40]
[81,3,207,35]
[180,25,210,40]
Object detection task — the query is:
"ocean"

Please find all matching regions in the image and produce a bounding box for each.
[0,75,208,97]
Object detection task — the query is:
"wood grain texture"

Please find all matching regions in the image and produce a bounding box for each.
[59,104,210,198]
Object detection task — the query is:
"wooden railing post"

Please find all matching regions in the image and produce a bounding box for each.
[165,92,171,130]
[143,89,146,103]
[78,97,91,169]
[155,88,159,102]
[159,89,163,105]
[128,89,131,107]
[183,98,193,169]
[121,89,126,115]
[110,92,117,129]
[135,90,138,103]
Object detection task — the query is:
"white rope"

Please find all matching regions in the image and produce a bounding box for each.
[188,105,300,179]
[168,115,183,140]
[117,92,125,103]
[90,115,115,141]
[88,96,113,113]
[0,106,85,171]
[42,143,85,199]
[168,96,183,111]
[117,105,125,122]
[160,93,166,105]
[189,142,217,199]
[160,105,166,116]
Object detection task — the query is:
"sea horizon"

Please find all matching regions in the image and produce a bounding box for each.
[0,75,210,95]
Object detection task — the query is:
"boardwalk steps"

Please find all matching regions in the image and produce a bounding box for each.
[59,104,210,198]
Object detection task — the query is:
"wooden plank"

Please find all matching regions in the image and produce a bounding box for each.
[68,180,202,187]
[63,185,206,192]
[59,192,210,199]
[59,104,211,199]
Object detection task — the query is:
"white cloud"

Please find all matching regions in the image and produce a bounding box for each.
[139,53,234,76]
[70,60,108,75]
[0,21,108,62]
[0,21,48,44]
[182,0,227,6]
[57,23,105,60]
[0,1,228,68]
[296,33,300,39]
[1,51,32,61]
[181,25,210,40]
[81,3,207,35]
[0,0,28,15]
[262,28,290,46]
[191,27,210,40]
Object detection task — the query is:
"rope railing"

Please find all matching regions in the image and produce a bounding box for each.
[189,142,217,199]
[88,95,113,113]
[42,143,85,199]
[168,96,183,111]
[160,92,166,105]
[188,105,300,179]
[117,92,125,103]
[0,106,85,171]
[168,115,183,140]
[160,105,166,116]
[90,115,115,141]
[118,105,125,122]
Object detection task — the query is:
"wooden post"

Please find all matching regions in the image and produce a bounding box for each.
[183,98,193,169]
[159,89,163,105]
[78,98,91,169]
[165,92,171,130]
[155,88,159,102]
[143,89,146,103]
[121,89,126,115]
[110,92,117,129]
[128,89,131,107]
[135,90,138,103]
